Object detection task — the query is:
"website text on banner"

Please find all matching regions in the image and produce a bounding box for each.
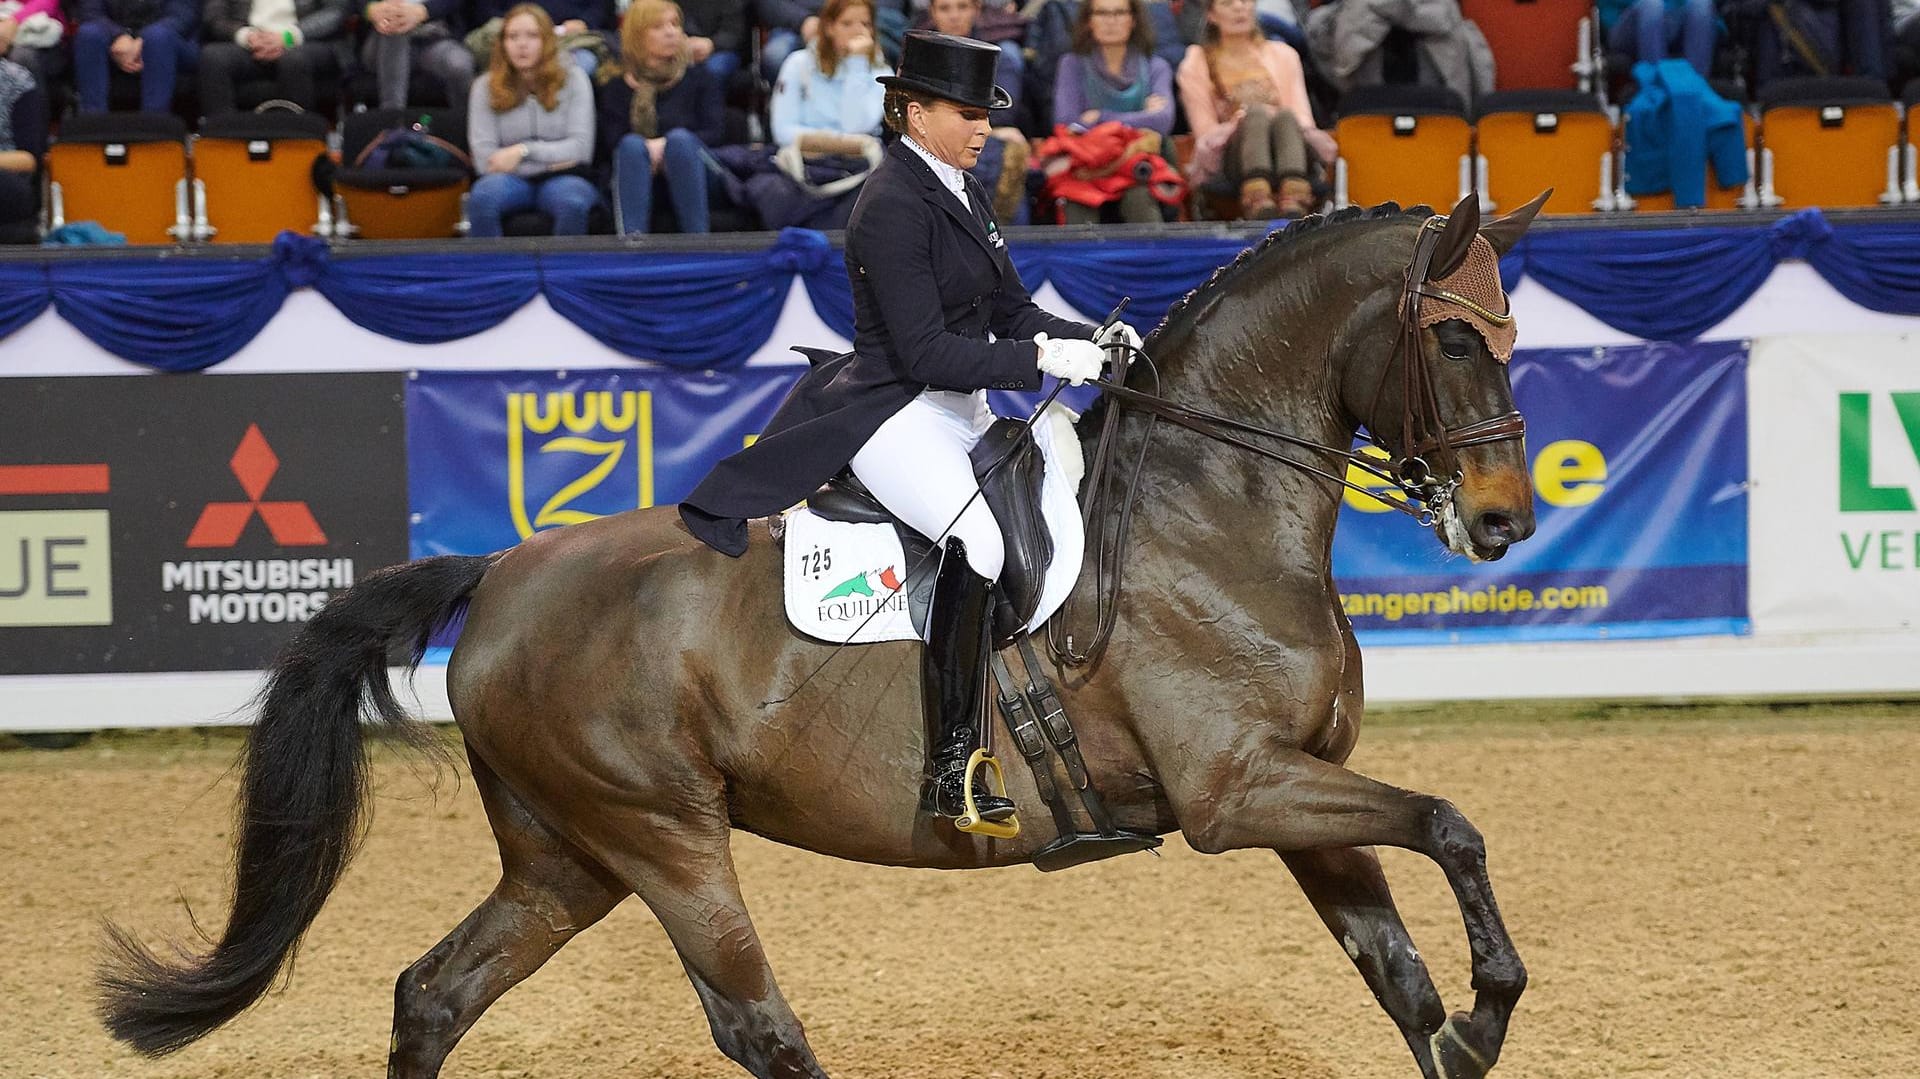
[0,374,409,674]
[1333,340,1750,643]
[1750,333,1920,635]
[408,368,805,558]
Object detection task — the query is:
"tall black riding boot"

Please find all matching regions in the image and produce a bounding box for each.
[923,538,1016,824]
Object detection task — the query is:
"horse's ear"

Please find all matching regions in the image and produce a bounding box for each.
[1426,193,1481,281]
[1480,189,1551,255]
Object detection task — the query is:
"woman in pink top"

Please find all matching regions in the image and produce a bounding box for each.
[1175,0,1334,219]
[0,0,70,86]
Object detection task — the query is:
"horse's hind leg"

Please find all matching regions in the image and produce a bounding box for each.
[1282,847,1446,1079]
[1175,750,1525,1077]
[388,751,626,1079]
[578,808,828,1079]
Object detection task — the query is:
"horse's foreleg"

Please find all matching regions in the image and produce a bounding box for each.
[389,752,626,1079]
[1281,847,1445,1078]
[1176,747,1525,1077]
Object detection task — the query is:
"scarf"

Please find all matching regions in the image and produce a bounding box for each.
[0,59,31,152]
[1081,50,1150,115]
[626,49,689,139]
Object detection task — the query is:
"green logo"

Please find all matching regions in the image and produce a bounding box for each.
[1838,392,1920,512]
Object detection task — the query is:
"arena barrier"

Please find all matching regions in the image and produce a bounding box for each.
[3,217,1918,728]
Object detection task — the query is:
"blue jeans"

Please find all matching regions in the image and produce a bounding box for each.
[467,172,602,237]
[762,27,802,82]
[616,129,726,234]
[1608,0,1717,77]
[74,20,199,112]
[701,49,741,85]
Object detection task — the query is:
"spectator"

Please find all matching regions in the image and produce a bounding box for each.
[467,3,602,235]
[0,0,69,87]
[600,0,727,232]
[1897,0,1919,83]
[1176,0,1333,218]
[0,56,44,238]
[770,0,889,148]
[198,0,349,115]
[676,0,746,83]
[74,0,200,112]
[1049,0,1173,223]
[361,0,473,109]
[466,0,615,79]
[1735,0,1888,84]
[757,0,822,81]
[1600,0,1718,77]
[923,0,1028,218]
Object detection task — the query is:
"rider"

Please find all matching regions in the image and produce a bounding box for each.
[680,30,1141,828]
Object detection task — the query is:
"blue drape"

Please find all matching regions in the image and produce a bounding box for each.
[10,209,1920,371]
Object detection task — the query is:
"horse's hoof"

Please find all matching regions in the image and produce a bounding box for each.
[1430,1013,1494,1079]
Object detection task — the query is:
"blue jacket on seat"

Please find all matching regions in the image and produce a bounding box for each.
[1624,58,1749,207]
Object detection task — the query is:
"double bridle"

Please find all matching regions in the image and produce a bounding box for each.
[1048,215,1528,668]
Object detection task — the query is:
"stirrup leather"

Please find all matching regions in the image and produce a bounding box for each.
[954,748,1019,838]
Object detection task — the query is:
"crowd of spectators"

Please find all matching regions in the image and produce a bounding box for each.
[1,0,1918,238]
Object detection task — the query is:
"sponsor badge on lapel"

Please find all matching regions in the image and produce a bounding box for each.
[986,220,1006,250]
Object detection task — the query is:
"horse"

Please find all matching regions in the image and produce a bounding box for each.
[98,193,1547,1079]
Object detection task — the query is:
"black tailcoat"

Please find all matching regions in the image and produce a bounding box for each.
[680,139,1095,555]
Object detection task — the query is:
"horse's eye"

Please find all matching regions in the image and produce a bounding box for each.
[1440,339,1473,362]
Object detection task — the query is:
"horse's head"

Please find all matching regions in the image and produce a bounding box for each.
[1341,191,1548,563]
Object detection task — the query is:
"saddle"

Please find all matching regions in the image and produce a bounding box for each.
[789,347,1161,872]
[806,421,1052,648]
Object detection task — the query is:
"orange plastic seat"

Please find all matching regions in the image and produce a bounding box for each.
[332,108,471,240]
[1334,85,1473,211]
[1476,90,1613,214]
[46,113,189,244]
[1759,78,1901,209]
[194,112,331,243]
[1626,111,1754,211]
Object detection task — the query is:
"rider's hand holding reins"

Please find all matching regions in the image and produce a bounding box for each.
[1035,334,1105,385]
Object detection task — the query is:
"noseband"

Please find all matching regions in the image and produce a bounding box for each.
[1050,214,1528,668]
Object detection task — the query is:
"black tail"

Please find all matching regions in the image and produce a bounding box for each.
[96,554,495,1056]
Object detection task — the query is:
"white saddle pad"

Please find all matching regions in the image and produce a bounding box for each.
[783,411,1086,645]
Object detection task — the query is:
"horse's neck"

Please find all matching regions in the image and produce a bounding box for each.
[1122,300,1356,583]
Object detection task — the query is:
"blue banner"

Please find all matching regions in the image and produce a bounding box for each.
[1332,340,1750,643]
[407,368,802,557]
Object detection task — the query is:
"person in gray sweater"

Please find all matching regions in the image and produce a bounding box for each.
[466,2,601,235]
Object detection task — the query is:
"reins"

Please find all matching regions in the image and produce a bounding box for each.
[1048,214,1528,670]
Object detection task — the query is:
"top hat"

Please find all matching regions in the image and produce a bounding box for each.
[877,31,1012,111]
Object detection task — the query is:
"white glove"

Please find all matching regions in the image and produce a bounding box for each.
[1096,320,1143,358]
[1034,333,1106,386]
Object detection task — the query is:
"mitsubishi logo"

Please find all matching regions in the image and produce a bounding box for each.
[186,424,328,548]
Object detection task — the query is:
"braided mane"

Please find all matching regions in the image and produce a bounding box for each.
[1146,202,1431,354]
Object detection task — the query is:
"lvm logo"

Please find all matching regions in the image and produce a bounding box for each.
[1837,391,1920,571]
[0,464,113,627]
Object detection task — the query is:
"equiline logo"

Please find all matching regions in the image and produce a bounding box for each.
[816,566,906,623]
[819,566,901,601]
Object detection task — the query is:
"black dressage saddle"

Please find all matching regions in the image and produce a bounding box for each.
[791,347,1054,648]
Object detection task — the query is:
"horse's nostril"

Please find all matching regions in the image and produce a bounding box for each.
[1477,512,1517,546]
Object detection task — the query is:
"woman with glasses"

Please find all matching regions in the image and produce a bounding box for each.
[1050,0,1172,223]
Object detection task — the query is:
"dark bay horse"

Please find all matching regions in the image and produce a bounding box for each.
[99,196,1546,1079]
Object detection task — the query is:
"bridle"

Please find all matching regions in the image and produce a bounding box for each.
[1048,214,1528,668]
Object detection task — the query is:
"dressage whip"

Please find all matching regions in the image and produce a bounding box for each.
[761,300,1135,707]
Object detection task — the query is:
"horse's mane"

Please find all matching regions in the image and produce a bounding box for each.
[1146,202,1433,355]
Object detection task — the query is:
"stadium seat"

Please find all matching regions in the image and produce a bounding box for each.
[1625,108,1755,211]
[1457,0,1595,92]
[331,108,471,240]
[1901,79,1919,202]
[1333,85,1474,211]
[193,111,332,243]
[1758,77,1902,208]
[45,112,191,244]
[1475,89,1615,214]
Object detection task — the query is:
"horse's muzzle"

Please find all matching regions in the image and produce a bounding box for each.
[1468,509,1533,560]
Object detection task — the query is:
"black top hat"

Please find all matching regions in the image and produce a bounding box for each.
[877,31,1012,111]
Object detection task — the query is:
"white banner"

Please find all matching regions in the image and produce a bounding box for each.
[1750,333,1920,634]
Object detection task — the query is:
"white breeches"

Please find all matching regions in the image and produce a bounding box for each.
[849,389,1004,580]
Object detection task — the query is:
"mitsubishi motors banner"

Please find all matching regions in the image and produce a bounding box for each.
[0,374,409,673]
[408,368,804,557]
[1333,341,1751,643]
[1749,333,1920,634]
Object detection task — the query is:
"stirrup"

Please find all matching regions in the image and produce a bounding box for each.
[954,748,1020,839]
